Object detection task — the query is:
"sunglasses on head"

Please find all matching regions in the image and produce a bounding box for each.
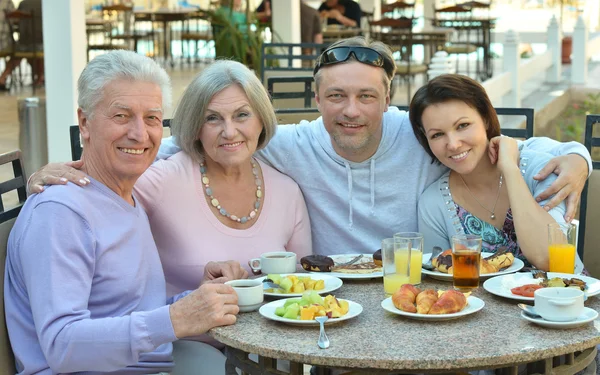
[313,46,395,77]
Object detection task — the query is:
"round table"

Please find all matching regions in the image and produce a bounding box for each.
[208,276,600,374]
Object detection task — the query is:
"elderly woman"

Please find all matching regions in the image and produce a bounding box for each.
[27,60,312,374]
[410,74,586,273]
[5,51,239,374]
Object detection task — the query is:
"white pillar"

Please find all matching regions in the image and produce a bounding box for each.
[546,15,562,83]
[423,0,435,30]
[502,29,520,107]
[42,0,87,162]
[271,0,301,68]
[584,0,599,31]
[358,0,381,30]
[572,16,588,85]
[272,0,301,44]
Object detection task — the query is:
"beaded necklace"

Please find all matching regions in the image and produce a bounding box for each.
[200,159,262,224]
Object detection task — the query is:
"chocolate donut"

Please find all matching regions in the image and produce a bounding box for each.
[373,249,382,267]
[300,255,334,272]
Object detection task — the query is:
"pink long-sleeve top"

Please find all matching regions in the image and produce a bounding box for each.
[134,151,312,297]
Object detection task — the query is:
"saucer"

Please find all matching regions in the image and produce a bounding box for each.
[239,302,263,313]
[520,307,598,329]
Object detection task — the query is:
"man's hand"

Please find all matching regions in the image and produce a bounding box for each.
[533,154,589,222]
[29,160,89,194]
[169,283,239,338]
[202,261,248,284]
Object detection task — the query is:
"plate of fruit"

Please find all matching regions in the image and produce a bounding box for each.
[259,291,363,326]
[258,273,343,297]
[381,284,485,321]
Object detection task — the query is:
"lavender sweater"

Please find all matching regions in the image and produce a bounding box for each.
[4,179,178,374]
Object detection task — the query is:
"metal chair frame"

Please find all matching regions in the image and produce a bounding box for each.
[260,42,328,83]
[577,115,600,259]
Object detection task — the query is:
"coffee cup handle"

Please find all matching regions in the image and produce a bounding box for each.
[549,299,574,306]
[249,258,262,273]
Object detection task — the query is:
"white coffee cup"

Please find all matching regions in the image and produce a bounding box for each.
[249,252,297,274]
[534,287,585,322]
[225,279,264,313]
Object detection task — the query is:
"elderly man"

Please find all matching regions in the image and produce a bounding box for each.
[29,37,592,258]
[5,50,239,375]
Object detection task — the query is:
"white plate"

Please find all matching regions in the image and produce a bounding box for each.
[258,273,343,298]
[381,295,485,321]
[258,297,363,326]
[422,252,525,281]
[309,254,383,280]
[483,272,600,302]
[520,307,598,329]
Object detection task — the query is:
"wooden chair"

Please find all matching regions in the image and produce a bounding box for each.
[4,9,43,94]
[101,4,153,53]
[369,17,427,103]
[0,150,27,374]
[433,5,482,77]
[181,10,213,64]
[381,1,416,19]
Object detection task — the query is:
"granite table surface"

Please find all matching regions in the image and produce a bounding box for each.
[208,275,600,372]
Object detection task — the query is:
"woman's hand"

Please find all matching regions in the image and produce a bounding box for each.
[202,260,249,284]
[488,136,519,173]
[29,160,89,194]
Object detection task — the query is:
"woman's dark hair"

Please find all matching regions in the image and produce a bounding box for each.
[409,74,501,164]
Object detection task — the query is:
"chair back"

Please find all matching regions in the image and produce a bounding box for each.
[260,42,328,84]
[0,150,27,374]
[578,115,600,276]
[267,76,315,109]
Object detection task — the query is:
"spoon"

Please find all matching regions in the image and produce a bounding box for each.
[517,303,542,319]
[262,279,284,290]
[422,246,443,271]
[315,316,330,349]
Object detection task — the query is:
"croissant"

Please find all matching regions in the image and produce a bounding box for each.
[428,289,467,315]
[479,259,498,274]
[392,284,420,313]
[416,289,438,314]
[486,252,514,271]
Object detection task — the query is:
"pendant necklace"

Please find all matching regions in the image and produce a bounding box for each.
[458,173,503,220]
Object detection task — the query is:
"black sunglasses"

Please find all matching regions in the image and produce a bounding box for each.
[313,46,395,77]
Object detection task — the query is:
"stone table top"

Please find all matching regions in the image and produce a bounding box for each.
[208,276,600,372]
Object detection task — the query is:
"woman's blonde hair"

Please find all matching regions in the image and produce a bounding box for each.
[170,60,277,163]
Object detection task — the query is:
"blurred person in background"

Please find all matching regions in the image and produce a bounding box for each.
[319,0,361,27]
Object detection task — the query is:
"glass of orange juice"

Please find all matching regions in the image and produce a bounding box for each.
[548,223,577,274]
[393,232,423,285]
[382,238,410,295]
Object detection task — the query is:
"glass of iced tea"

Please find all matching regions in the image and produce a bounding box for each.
[451,234,482,292]
[548,222,577,274]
